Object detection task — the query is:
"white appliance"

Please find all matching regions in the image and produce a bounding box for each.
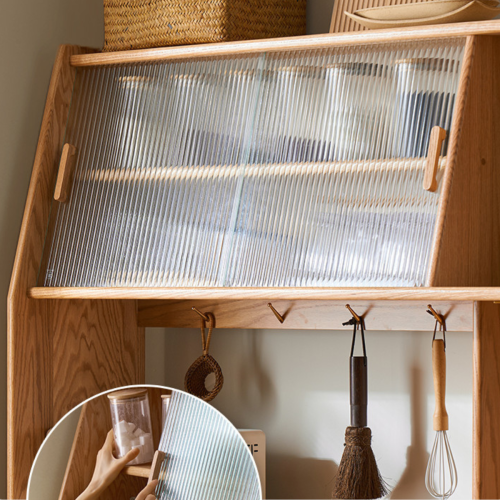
[239,429,266,499]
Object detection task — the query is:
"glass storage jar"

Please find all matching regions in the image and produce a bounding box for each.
[391,56,458,158]
[325,61,389,161]
[108,388,154,465]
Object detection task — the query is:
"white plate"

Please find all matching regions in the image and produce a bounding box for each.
[355,0,498,20]
[345,0,500,29]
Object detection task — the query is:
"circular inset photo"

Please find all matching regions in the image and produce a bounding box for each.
[28,386,264,500]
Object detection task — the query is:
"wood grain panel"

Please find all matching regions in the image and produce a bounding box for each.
[28,286,500,301]
[473,302,500,499]
[432,37,500,287]
[59,388,169,500]
[7,45,144,499]
[51,300,145,421]
[7,45,87,500]
[139,300,473,332]
[69,21,500,67]
[427,36,476,285]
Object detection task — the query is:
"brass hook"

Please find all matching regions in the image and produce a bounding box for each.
[192,307,209,322]
[345,304,361,324]
[268,303,285,324]
[428,304,446,349]
[426,304,445,327]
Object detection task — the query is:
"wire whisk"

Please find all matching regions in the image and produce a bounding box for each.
[425,430,458,499]
[425,313,458,500]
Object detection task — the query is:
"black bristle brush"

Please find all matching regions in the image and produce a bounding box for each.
[334,312,388,500]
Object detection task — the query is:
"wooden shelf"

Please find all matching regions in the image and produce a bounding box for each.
[70,20,500,67]
[85,158,443,184]
[28,286,500,301]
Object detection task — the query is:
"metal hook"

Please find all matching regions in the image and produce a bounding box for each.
[192,307,209,322]
[267,303,285,324]
[427,304,446,350]
[345,304,361,324]
[426,304,445,327]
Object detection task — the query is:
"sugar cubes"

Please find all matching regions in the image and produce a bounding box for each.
[114,420,154,465]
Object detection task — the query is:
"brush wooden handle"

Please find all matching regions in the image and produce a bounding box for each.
[432,339,449,431]
[350,356,367,428]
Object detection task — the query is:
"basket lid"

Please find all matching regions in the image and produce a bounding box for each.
[107,388,148,401]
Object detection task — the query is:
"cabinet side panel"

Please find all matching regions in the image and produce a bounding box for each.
[473,302,500,499]
[52,299,145,421]
[432,36,500,286]
[6,44,145,500]
[7,45,82,500]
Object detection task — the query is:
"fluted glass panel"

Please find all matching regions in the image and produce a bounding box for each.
[40,38,465,287]
[155,392,261,500]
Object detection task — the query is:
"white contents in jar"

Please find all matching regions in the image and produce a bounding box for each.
[115,420,154,465]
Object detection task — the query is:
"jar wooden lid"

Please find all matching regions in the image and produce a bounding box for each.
[107,388,148,401]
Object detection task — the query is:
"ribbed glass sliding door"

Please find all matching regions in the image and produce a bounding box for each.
[40,38,465,287]
[155,391,261,500]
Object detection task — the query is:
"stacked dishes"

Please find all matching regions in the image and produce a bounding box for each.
[346,0,500,29]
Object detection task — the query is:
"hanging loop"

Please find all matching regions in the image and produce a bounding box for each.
[185,310,223,402]
[199,312,215,356]
[432,318,447,350]
[427,304,446,349]
[350,321,367,361]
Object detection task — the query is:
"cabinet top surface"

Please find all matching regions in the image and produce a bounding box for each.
[70,20,500,67]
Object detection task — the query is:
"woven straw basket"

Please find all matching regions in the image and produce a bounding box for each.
[103,0,307,51]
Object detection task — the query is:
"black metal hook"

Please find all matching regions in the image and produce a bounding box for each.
[343,305,367,364]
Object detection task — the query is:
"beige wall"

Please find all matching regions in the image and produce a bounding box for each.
[27,407,82,500]
[2,1,474,499]
[0,1,104,497]
[147,328,472,499]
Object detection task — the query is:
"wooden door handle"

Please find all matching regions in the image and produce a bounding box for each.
[424,126,447,192]
[54,143,77,202]
[148,449,166,483]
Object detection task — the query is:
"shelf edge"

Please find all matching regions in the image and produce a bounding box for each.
[27,286,500,301]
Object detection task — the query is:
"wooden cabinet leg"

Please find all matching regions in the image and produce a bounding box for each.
[473,301,500,499]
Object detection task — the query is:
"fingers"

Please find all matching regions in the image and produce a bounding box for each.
[118,446,140,466]
[103,429,115,450]
[136,479,158,500]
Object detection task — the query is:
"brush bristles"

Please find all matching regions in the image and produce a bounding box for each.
[334,427,388,499]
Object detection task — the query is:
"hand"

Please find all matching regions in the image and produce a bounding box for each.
[135,480,158,500]
[76,429,140,500]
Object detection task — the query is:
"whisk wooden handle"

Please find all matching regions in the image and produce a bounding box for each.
[432,339,449,431]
